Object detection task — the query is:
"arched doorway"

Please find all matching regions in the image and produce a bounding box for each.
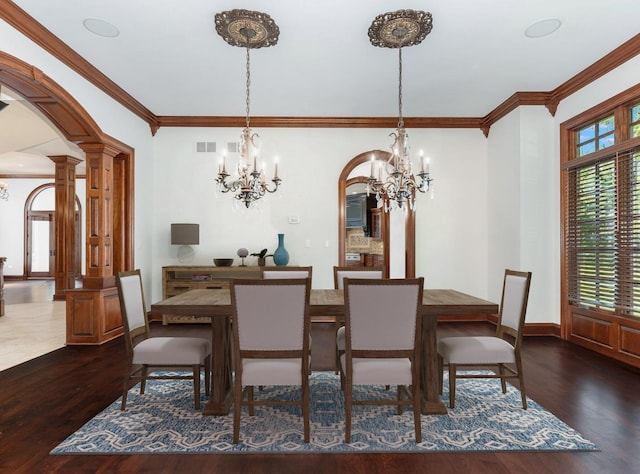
[338,150,416,277]
[23,184,82,280]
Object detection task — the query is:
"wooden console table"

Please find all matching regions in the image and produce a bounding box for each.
[161,265,262,324]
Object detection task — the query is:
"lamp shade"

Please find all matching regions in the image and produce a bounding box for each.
[171,223,199,245]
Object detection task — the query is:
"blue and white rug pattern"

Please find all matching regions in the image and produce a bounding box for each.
[51,372,597,454]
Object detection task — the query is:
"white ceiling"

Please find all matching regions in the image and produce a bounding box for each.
[0,89,84,175]
[2,0,640,175]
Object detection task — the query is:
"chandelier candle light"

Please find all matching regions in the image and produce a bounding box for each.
[214,9,282,209]
[367,10,434,212]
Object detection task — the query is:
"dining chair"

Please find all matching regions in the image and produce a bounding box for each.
[230,277,312,444]
[340,277,424,443]
[437,269,532,409]
[115,270,211,410]
[258,266,314,390]
[260,266,313,280]
[333,266,385,373]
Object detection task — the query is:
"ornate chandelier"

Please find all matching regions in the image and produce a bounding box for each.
[214,9,281,208]
[0,181,8,201]
[367,10,434,212]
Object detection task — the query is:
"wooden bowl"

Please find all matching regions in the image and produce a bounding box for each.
[213,258,233,267]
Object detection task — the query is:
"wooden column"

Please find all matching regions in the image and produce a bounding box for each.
[65,143,123,345]
[49,155,81,301]
[79,143,118,290]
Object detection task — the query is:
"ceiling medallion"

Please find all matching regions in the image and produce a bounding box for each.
[214,9,279,49]
[368,9,433,48]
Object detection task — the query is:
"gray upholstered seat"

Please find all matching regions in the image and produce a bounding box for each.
[230,278,312,444]
[437,269,532,409]
[116,270,211,411]
[340,277,423,443]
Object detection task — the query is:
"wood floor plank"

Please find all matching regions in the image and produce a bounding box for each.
[1,320,639,473]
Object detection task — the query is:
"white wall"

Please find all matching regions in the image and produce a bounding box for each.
[150,127,489,302]
[414,129,489,296]
[487,107,556,323]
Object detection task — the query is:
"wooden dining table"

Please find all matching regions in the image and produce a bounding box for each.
[150,288,498,416]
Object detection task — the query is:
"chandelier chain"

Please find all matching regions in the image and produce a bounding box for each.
[398,47,403,129]
[245,45,251,129]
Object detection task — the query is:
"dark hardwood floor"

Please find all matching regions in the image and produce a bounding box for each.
[1,317,640,473]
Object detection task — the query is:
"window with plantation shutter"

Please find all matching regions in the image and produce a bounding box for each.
[567,148,640,316]
[562,87,640,368]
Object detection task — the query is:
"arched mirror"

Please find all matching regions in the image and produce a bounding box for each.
[338,150,416,277]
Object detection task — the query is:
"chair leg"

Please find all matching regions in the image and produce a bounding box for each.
[437,355,444,394]
[396,385,403,415]
[121,362,132,411]
[303,376,310,443]
[192,365,201,410]
[344,381,352,443]
[233,379,242,444]
[412,371,422,443]
[334,321,341,374]
[499,363,508,394]
[204,356,211,396]
[140,365,148,394]
[448,363,456,409]
[121,377,130,411]
[248,386,255,416]
[516,357,527,409]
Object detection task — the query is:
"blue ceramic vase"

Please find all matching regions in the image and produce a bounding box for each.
[273,233,289,266]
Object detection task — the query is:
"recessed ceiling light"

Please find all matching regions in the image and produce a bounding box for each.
[525,19,562,38]
[83,18,120,38]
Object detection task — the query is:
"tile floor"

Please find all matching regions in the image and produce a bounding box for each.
[0,280,66,371]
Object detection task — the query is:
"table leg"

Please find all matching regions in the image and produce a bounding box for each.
[202,315,233,415]
[421,315,448,414]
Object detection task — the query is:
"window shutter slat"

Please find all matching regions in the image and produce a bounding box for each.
[567,147,640,315]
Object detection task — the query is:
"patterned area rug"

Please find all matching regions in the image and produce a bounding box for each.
[51,372,597,454]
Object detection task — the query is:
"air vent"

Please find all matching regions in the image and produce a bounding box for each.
[195,141,216,153]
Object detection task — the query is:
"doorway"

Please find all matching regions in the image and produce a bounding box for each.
[338,150,416,277]
[24,184,82,280]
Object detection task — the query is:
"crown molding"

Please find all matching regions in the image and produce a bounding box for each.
[156,115,485,130]
[479,33,640,135]
[549,33,640,110]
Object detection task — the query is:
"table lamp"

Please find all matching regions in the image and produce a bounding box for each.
[171,223,199,263]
